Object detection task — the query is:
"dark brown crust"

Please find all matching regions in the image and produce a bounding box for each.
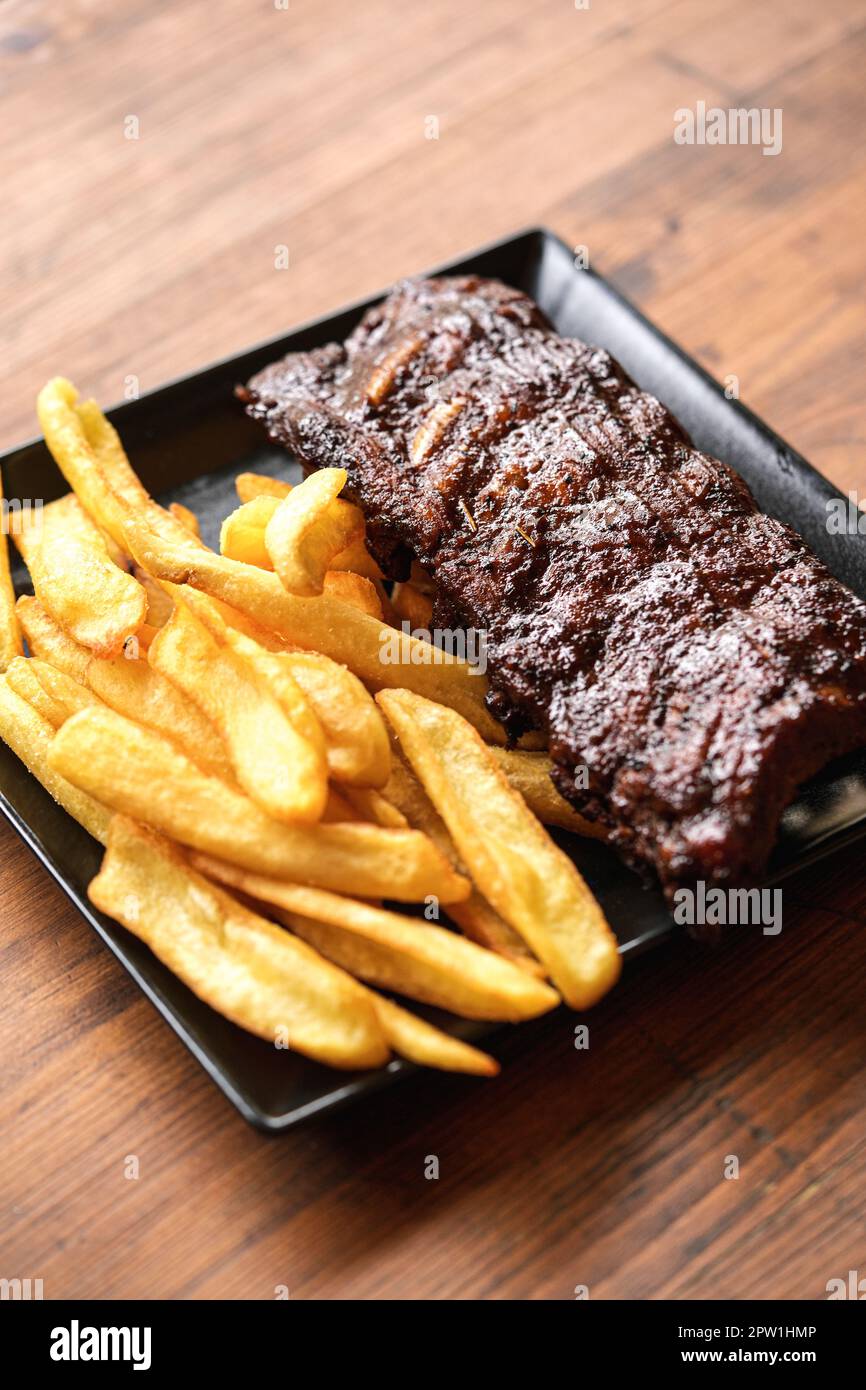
[242,275,866,901]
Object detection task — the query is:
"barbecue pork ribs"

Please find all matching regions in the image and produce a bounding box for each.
[242,276,866,901]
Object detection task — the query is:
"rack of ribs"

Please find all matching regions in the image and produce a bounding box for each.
[241,275,866,903]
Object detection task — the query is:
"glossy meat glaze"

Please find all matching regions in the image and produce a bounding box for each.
[243,276,866,899]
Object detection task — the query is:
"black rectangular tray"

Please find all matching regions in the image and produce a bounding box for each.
[3,227,866,1131]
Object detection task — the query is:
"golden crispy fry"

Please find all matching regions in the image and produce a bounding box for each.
[0,468,23,671]
[5,654,99,729]
[5,656,69,727]
[381,742,455,857]
[383,744,545,975]
[16,595,91,682]
[391,581,434,630]
[272,906,530,1022]
[28,659,102,723]
[18,594,229,776]
[221,496,276,569]
[265,468,365,597]
[276,908,556,1021]
[219,525,383,614]
[408,560,436,594]
[188,855,558,1021]
[38,380,198,564]
[169,501,200,537]
[447,895,547,978]
[75,397,199,550]
[320,528,384,581]
[37,381,133,548]
[322,569,383,618]
[125,623,159,654]
[377,689,621,1009]
[329,538,383,582]
[48,706,470,902]
[490,747,607,838]
[37,380,195,554]
[322,787,363,822]
[165,585,392,788]
[85,648,234,782]
[235,472,292,504]
[14,492,146,657]
[323,789,364,817]
[174,589,326,751]
[0,677,111,843]
[12,383,626,1079]
[233,477,382,578]
[340,786,408,829]
[275,649,390,787]
[89,818,389,1070]
[124,517,504,741]
[150,603,328,823]
[133,565,174,627]
[370,995,498,1076]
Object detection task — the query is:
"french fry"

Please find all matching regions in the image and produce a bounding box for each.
[0,677,111,843]
[16,595,91,682]
[5,656,70,727]
[235,472,292,504]
[5,655,99,728]
[183,818,495,1071]
[377,689,621,1009]
[0,468,23,671]
[265,467,365,596]
[188,855,558,1022]
[75,396,200,550]
[89,818,389,1070]
[150,602,328,823]
[174,588,327,754]
[17,594,230,778]
[28,659,102,723]
[276,909,558,1022]
[329,537,383,582]
[14,492,147,657]
[490,747,607,838]
[133,565,174,627]
[274,649,390,788]
[409,560,435,594]
[383,744,545,976]
[340,786,408,829]
[169,501,200,537]
[391,580,434,630]
[447,895,547,978]
[322,569,383,618]
[37,379,195,553]
[227,484,382,579]
[381,742,455,857]
[85,648,234,783]
[163,585,392,788]
[48,706,470,903]
[322,787,364,822]
[368,995,498,1076]
[221,496,276,569]
[124,516,505,741]
[36,379,133,549]
[223,503,386,611]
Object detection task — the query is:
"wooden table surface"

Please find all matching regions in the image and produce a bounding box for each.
[2,0,865,1301]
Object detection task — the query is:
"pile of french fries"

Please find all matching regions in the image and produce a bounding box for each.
[0,377,621,1077]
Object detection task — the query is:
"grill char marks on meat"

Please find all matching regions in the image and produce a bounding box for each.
[242,276,866,902]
